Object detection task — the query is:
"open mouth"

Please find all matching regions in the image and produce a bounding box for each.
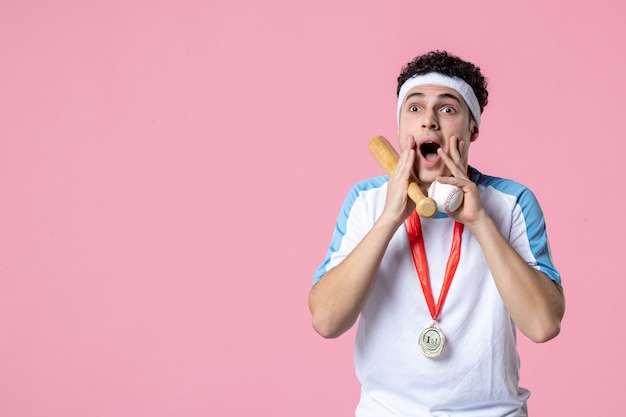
[420,141,441,161]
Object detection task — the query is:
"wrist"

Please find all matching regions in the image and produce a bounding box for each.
[375,211,406,236]
[464,210,494,237]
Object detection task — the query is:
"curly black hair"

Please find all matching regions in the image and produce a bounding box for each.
[397,50,488,114]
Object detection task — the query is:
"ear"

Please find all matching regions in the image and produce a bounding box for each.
[470,123,480,142]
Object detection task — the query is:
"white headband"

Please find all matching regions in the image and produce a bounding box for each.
[397,72,481,126]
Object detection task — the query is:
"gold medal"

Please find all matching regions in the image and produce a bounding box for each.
[418,323,446,358]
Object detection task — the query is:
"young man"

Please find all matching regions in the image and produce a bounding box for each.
[309,51,565,416]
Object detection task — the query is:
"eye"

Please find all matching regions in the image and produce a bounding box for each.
[409,105,420,112]
[441,106,456,114]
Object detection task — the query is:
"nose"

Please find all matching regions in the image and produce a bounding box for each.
[421,109,439,130]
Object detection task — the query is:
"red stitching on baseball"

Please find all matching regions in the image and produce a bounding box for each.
[444,187,462,213]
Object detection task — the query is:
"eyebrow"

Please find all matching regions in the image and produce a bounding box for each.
[404,92,462,105]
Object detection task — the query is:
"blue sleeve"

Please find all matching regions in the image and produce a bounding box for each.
[312,176,387,286]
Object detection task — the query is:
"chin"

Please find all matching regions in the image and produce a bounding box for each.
[416,172,438,185]
[419,165,449,181]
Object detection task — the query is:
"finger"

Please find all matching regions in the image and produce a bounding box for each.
[455,137,469,169]
[395,137,416,177]
[449,136,463,165]
[436,174,471,187]
[437,147,466,178]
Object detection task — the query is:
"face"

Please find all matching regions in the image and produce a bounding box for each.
[397,85,479,186]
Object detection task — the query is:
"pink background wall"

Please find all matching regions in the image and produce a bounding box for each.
[1,0,624,415]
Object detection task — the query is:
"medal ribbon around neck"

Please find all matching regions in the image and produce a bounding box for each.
[406,211,464,321]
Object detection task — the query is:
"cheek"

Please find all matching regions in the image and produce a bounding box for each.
[452,124,473,144]
[397,128,411,151]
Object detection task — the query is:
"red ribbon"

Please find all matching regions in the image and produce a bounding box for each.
[406,212,464,321]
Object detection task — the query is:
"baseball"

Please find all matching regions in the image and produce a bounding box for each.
[428,180,463,213]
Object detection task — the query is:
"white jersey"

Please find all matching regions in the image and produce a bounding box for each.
[313,167,561,417]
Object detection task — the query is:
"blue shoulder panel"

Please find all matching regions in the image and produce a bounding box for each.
[312,176,388,285]
[471,167,561,286]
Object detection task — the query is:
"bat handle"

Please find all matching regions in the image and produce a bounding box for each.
[407,182,437,218]
[368,136,437,218]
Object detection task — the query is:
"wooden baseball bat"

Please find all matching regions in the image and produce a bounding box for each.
[368,135,437,218]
